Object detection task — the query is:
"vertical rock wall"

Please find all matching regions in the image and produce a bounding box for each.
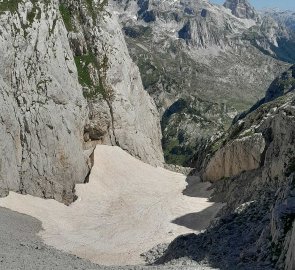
[0,0,164,203]
[0,0,89,204]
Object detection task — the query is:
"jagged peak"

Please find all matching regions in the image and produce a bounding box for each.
[223,0,258,20]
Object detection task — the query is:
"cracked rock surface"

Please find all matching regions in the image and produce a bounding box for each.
[0,0,164,203]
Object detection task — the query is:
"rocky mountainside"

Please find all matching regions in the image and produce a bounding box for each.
[0,1,295,269]
[201,66,295,270]
[0,0,163,204]
[223,0,258,20]
[263,9,295,31]
[234,65,295,122]
[144,65,295,270]
[111,0,294,166]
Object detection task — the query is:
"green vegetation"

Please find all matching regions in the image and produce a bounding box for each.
[0,0,51,38]
[59,3,75,32]
[0,0,45,20]
[163,137,193,166]
[162,120,194,166]
[59,0,108,31]
[27,4,41,25]
[228,122,245,140]
[75,54,94,89]
[244,30,260,41]
[84,0,108,21]
[243,28,260,41]
[161,97,229,166]
[161,103,190,166]
[0,0,21,13]
[210,139,224,154]
[278,77,295,89]
[74,53,110,100]
[124,25,152,40]
[96,0,108,12]
[85,0,95,20]
[137,58,160,89]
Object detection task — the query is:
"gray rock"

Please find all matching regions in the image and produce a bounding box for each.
[203,133,266,182]
[285,220,295,270]
[224,0,259,20]
[262,9,295,31]
[0,0,164,204]
[62,0,164,166]
[98,12,164,166]
[199,78,295,269]
[0,0,89,204]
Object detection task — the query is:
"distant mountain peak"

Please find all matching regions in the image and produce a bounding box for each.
[223,0,258,20]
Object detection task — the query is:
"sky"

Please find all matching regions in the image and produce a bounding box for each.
[210,0,295,11]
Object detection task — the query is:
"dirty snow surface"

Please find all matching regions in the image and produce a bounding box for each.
[0,145,221,266]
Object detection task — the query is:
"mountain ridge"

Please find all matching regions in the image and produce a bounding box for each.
[111,0,293,166]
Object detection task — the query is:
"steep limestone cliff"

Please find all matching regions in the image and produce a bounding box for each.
[0,0,163,204]
[0,0,89,204]
[60,0,164,166]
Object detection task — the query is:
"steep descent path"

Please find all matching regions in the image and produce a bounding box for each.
[0,145,222,266]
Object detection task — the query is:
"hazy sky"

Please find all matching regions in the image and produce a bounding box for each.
[210,0,295,10]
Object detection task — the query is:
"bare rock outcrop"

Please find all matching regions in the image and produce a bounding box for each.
[224,0,258,20]
[0,0,164,203]
[203,133,265,182]
[149,69,295,269]
[61,0,164,166]
[96,13,164,166]
[286,220,295,270]
[199,88,295,268]
[0,0,89,204]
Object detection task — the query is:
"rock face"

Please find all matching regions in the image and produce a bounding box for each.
[59,0,164,166]
[0,0,89,204]
[286,221,295,270]
[263,9,295,31]
[148,68,295,269]
[198,69,295,268]
[224,0,258,20]
[243,15,295,63]
[203,133,265,182]
[265,65,295,102]
[83,9,164,166]
[0,0,164,203]
[111,0,292,166]
[104,16,164,165]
